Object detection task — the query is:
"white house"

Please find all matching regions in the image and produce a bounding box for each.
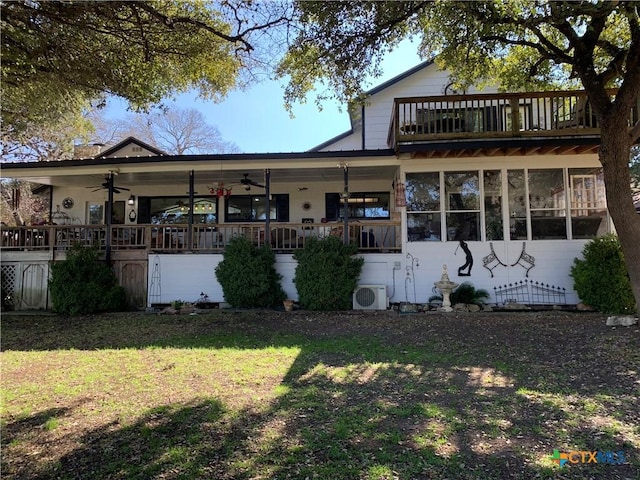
[3,60,634,311]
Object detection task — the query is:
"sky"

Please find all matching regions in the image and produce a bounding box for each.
[104,41,423,154]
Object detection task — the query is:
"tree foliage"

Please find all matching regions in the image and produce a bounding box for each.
[1,0,292,136]
[281,0,640,312]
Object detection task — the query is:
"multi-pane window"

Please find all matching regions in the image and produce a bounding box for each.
[444,171,480,241]
[569,168,607,238]
[143,197,217,224]
[484,170,503,240]
[406,173,442,241]
[528,169,567,239]
[406,168,608,242]
[508,170,527,240]
[225,194,289,222]
[325,192,390,220]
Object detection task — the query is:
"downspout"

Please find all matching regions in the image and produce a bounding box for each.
[105,172,113,264]
[188,170,195,249]
[265,168,271,246]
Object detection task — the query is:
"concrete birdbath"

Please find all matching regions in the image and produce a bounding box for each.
[434,264,458,312]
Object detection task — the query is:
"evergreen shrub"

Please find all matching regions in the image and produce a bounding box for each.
[49,244,126,315]
[293,235,364,311]
[215,236,286,308]
[570,234,635,314]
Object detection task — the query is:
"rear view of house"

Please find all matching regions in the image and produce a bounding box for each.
[2,61,637,310]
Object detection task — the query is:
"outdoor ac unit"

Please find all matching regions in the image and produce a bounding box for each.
[353,285,388,310]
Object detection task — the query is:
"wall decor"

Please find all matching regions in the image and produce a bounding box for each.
[455,240,473,276]
[482,242,507,277]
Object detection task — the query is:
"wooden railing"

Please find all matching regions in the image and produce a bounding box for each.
[389,89,638,148]
[1,221,401,254]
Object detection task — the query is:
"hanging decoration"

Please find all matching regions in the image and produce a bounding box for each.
[395,182,407,207]
[208,181,232,198]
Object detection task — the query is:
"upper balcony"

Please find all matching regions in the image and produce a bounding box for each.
[389,89,639,155]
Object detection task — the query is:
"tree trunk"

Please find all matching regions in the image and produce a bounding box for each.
[599,122,640,314]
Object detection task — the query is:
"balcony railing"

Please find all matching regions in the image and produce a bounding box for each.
[1,221,401,254]
[389,89,639,149]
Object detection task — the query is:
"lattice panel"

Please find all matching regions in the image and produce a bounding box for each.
[1,264,17,307]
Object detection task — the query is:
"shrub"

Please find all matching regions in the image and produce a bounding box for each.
[429,281,490,306]
[215,236,286,308]
[451,281,490,305]
[570,234,635,314]
[49,244,126,315]
[293,235,364,311]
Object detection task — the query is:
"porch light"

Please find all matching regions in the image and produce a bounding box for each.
[128,194,136,205]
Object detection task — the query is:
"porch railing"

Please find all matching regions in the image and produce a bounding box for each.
[1,221,401,254]
[389,89,639,149]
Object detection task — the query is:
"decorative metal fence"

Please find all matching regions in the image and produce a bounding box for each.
[493,280,567,305]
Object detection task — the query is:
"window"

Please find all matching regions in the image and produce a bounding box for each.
[225,194,289,222]
[484,170,503,240]
[508,170,527,240]
[325,192,390,220]
[88,203,104,224]
[143,197,218,224]
[528,169,567,239]
[407,168,607,242]
[406,173,442,241]
[569,168,608,238]
[444,171,480,241]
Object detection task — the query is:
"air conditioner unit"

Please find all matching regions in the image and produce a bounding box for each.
[353,285,388,310]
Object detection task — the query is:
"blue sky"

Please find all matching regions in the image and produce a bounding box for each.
[104,42,422,153]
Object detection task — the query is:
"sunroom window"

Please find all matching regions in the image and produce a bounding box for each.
[444,171,480,241]
[569,168,608,238]
[406,173,442,241]
[528,169,567,239]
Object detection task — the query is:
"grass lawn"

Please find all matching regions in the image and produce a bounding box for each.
[1,309,639,479]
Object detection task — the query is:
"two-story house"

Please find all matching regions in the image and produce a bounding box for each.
[3,60,634,310]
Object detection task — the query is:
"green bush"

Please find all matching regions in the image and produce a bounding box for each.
[429,281,490,306]
[570,234,636,314]
[215,236,286,308]
[451,281,490,305]
[293,235,364,311]
[49,244,126,315]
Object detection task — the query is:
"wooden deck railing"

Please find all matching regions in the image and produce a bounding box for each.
[1,221,401,254]
[389,89,638,149]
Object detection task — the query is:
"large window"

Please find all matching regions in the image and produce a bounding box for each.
[528,169,567,239]
[325,192,390,220]
[444,171,480,241]
[569,168,607,238]
[484,170,503,240]
[225,194,289,222]
[406,168,609,242]
[406,173,442,241]
[138,197,218,224]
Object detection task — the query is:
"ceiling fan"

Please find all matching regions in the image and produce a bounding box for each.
[87,178,131,194]
[239,173,265,190]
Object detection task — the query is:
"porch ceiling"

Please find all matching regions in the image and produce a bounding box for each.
[2,163,399,189]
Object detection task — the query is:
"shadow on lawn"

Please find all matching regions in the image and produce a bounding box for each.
[2,311,639,479]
